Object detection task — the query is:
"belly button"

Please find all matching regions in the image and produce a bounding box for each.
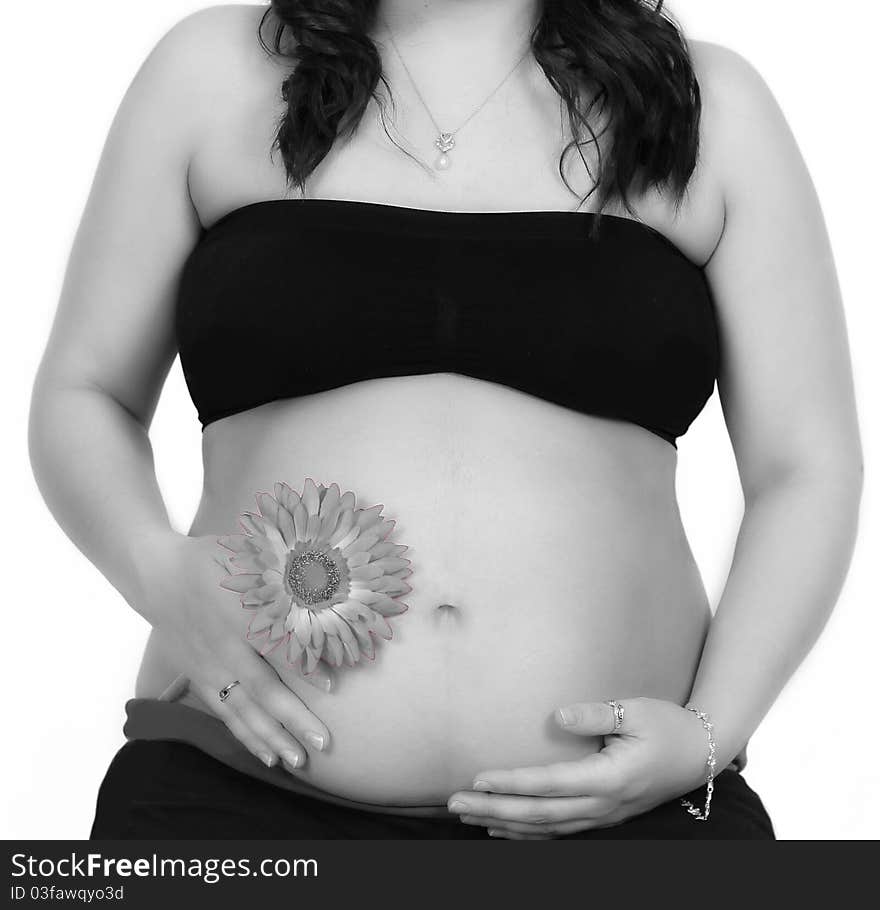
[434,603,460,618]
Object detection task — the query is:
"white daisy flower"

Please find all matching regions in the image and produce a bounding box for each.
[217,478,412,676]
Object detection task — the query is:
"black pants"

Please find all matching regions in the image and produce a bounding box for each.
[89,739,775,839]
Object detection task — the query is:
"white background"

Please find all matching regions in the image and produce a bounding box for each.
[2,1,877,839]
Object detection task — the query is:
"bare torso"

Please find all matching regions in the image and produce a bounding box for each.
[135,4,726,808]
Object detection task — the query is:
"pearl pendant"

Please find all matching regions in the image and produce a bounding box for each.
[434,132,455,171]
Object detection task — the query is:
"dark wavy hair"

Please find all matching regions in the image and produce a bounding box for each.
[258,0,700,225]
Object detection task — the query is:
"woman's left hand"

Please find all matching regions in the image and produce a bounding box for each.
[447,697,714,839]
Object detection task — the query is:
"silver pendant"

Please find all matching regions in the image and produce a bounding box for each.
[434,132,455,170]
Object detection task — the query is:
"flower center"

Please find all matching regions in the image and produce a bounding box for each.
[285,549,342,607]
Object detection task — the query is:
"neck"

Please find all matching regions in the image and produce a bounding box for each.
[376,0,541,49]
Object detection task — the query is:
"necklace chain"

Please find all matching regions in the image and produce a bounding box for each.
[379,14,533,170]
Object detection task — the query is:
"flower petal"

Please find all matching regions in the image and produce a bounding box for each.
[230,551,277,574]
[319,486,343,524]
[242,584,284,607]
[349,621,376,660]
[260,633,287,657]
[327,609,360,662]
[355,504,384,531]
[305,512,321,542]
[319,504,343,542]
[274,481,301,514]
[376,518,396,539]
[334,599,363,623]
[342,641,359,667]
[371,596,409,617]
[285,634,304,666]
[293,501,309,541]
[310,615,326,652]
[218,534,255,554]
[348,586,384,605]
[328,509,356,547]
[240,512,287,554]
[364,540,395,558]
[350,562,384,581]
[259,515,288,553]
[219,573,263,594]
[345,551,371,568]
[302,645,320,674]
[365,610,393,640]
[334,524,361,552]
[371,576,411,595]
[293,607,313,648]
[275,505,297,548]
[368,556,411,573]
[302,477,320,516]
[319,483,341,520]
[247,611,274,636]
[323,631,344,667]
[212,552,234,575]
[342,529,382,557]
[238,513,262,537]
[255,492,280,526]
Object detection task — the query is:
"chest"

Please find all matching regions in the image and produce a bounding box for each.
[185,62,723,266]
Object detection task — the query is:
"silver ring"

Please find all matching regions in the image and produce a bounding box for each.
[218,679,241,703]
[606,700,625,734]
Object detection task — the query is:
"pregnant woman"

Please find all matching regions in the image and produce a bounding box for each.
[29,0,861,839]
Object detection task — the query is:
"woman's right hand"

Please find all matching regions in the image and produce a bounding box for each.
[135,532,331,773]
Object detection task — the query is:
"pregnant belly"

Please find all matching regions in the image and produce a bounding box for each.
[138,374,712,806]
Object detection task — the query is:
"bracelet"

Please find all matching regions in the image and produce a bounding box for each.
[680,703,717,822]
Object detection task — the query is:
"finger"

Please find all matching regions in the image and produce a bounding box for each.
[255,631,334,695]
[220,710,278,769]
[302,661,333,693]
[449,793,608,826]
[486,819,608,840]
[467,752,621,797]
[488,830,551,840]
[556,700,632,736]
[463,814,607,837]
[237,647,332,754]
[463,815,561,836]
[199,666,312,770]
[222,687,311,772]
[190,679,276,768]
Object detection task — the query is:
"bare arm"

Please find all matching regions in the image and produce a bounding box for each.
[28,6,331,768]
[686,43,864,765]
[28,12,206,614]
[442,43,864,838]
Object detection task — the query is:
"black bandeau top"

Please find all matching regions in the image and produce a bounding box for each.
[175,198,719,447]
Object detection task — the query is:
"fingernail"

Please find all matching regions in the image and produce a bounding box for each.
[448,800,468,813]
[473,780,491,791]
[257,751,275,768]
[281,750,302,770]
[305,731,326,751]
[558,707,575,726]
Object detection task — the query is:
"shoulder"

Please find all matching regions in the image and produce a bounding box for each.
[686,40,800,197]
[152,4,269,57]
[688,40,781,119]
[112,5,283,152]
[139,4,276,88]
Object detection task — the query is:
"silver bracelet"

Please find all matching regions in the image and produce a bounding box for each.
[680,703,717,822]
